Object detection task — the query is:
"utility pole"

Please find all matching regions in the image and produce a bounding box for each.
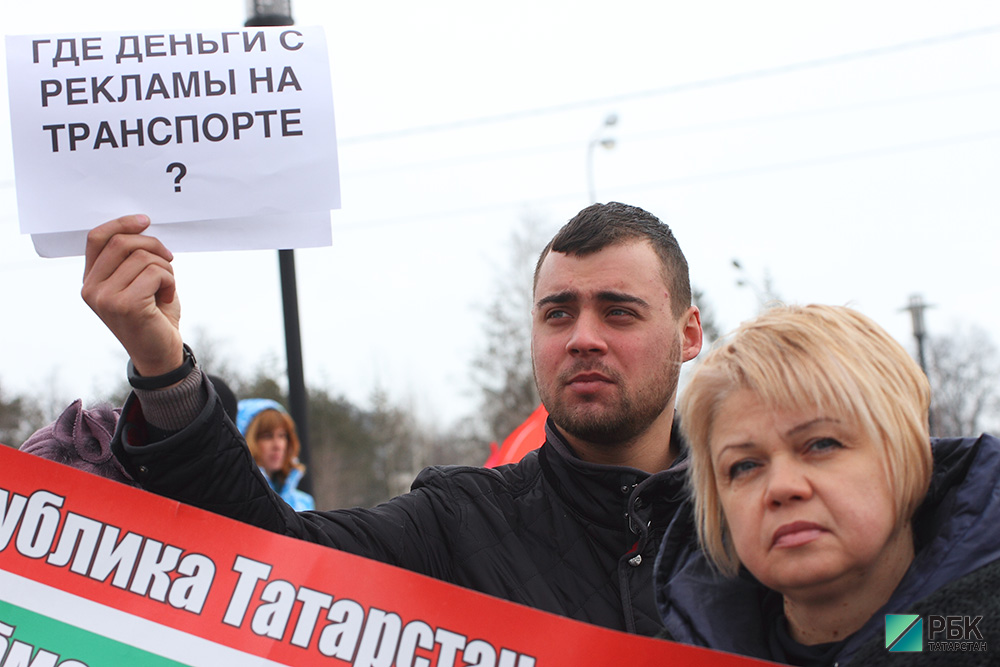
[902,293,934,434]
[244,0,312,493]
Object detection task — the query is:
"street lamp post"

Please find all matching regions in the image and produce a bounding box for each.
[245,0,294,26]
[244,0,313,493]
[586,113,617,203]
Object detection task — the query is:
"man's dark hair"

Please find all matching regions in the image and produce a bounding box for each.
[533,202,692,317]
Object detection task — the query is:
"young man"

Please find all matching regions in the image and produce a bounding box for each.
[82,202,702,636]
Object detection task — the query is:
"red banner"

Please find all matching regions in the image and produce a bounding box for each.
[0,447,775,666]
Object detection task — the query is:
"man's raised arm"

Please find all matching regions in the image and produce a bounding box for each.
[81,215,185,378]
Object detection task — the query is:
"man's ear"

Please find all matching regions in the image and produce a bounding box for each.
[680,306,703,363]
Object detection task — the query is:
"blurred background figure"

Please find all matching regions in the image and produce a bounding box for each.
[210,374,239,429]
[236,398,315,511]
[18,374,238,486]
[19,399,133,485]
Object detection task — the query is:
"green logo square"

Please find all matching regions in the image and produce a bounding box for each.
[886,614,923,652]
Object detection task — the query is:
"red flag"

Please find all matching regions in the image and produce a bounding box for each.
[484,404,549,467]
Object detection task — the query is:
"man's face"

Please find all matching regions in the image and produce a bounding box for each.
[531,241,699,448]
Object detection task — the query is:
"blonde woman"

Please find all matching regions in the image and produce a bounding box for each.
[655,305,999,665]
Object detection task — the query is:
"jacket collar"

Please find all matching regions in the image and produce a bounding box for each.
[538,417,689,533]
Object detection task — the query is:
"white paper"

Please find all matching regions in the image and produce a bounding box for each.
[30,211,333,257]
[6,27,340,249]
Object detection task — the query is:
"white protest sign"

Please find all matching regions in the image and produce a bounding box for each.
[5,27,340,242]
[29,211,333,258]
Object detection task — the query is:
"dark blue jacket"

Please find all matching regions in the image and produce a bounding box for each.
[654,434,1000,665]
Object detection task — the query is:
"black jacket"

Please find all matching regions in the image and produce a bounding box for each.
[112,373,691,635]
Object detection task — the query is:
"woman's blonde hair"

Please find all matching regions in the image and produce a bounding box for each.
[679,304,932,576]
[245,408,303,484]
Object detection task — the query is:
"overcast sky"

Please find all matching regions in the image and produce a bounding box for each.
[3,1,999,432]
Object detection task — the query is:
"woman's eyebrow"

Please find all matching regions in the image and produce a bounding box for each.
[785,417,840,438]
[715,441,753,460]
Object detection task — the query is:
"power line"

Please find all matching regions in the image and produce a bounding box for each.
[339,23,1000,145]
[333,127,1000,231]
[619,128,1000,191]
[341,83,1000,180]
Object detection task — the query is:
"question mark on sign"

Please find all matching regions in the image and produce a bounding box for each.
[166,162,187,192]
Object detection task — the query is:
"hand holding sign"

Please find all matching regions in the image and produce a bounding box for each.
[81,215,185,378]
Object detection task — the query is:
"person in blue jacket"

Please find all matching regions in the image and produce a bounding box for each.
[655,304,999,666]
[236,398,315,511]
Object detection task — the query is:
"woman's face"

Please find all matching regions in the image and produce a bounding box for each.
[255,427,288,475]
[708,389,913,601]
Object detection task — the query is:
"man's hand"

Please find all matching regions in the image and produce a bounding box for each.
[82,215,184,377]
